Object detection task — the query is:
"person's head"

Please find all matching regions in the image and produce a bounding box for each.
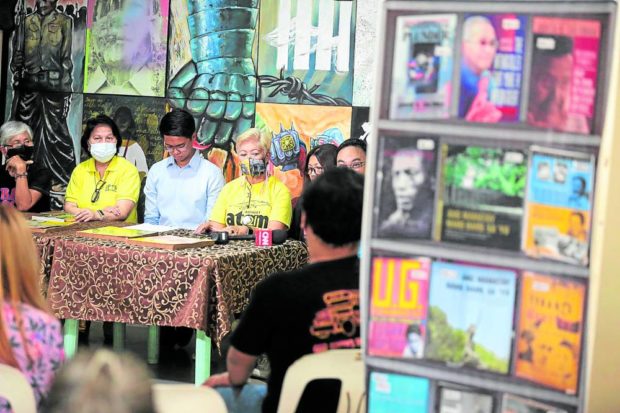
[37,0,58,16]
[0,121,35,160]
[337,139,367,175]
[305,144,338,182]
[390,149,428,213]
[406,324,423,355]
[301,168,364,247]
[569,211,586,234]
[81,115,122,163]
[0,206,47,369]
[235,128,271,177]
[571,176,587,196]
[462,16,497,75]
[529,36,574,128]
[159,109,196,165]
[113,106,136,140]
[44,349,156,413]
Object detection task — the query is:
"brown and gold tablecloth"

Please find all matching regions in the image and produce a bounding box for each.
[46,234,308,349]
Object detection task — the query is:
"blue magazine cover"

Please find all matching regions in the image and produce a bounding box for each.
[368,371,430,413]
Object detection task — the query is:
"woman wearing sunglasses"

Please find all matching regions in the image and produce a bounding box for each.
[64,115,141,223]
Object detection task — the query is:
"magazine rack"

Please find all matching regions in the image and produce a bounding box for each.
[361,1,620,412]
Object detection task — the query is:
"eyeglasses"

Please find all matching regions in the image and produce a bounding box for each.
[6,138,33,148]
[307,166,324,176]
[164,142,189,153]
[91,179,106,203]
[338,161,365,171]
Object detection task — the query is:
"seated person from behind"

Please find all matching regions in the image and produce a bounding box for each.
[144,109,224,229]
[205,168,365,413]
[0,121,51,212]
[0,206,64,412]
[336,138,367,175]
[64,115,141,222]
[196,128,292,235]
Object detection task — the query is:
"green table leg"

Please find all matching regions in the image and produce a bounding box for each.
[112,322,126,352]
[147,326,160,365]
[194,331,211,385]
[63,319,79,358]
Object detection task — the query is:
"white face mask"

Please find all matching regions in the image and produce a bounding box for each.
[90,142,117,163]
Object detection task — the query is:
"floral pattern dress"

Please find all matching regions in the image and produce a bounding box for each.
[0,302,64,412]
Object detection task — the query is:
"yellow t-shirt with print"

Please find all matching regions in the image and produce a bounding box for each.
[65,156,141,223]
[210,175,292,229]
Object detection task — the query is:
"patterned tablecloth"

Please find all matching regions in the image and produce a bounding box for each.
[46,232,308,349]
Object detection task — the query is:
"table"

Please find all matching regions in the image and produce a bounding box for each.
[45,231,308,383]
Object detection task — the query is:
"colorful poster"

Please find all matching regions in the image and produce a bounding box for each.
[459,14,526,123]
[514,272,586,394]
[438,386,494,413]
[436,145,527,250]
[427,261,517,374]
[374,136,437,239]
[352,0,379,106]
[368,372,430,413]
[255,103,352,201]
[257,0,355,105]
[389,14,457,119]
[522,148,595,266]
[502,393,572,413]
[527,17,602,134]
[84,0,169,96]
[368,257,430,358]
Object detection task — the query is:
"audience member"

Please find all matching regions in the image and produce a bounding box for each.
[0,121,51,212]
[144,109,224,229]
[336,139,366,175]
[196,128,292,235]
[113,106,148,178]
[0,206,64,412]
[205,168,364,413]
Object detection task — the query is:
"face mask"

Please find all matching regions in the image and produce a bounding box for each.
[6,145,34,161]
[240,158,266,177]
[90,142,117,163]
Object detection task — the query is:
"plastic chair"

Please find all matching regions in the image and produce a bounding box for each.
[277,349,366,413]
[0,364,37,413]
[152,383,228,413]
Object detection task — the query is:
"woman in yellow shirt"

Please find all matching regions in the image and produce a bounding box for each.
[196,128,292,235]
[64,115,141,223]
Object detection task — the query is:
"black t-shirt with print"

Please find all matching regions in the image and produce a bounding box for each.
[0,162,51,212]
[230,256,361,413]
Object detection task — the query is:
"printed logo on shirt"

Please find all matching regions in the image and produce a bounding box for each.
[226,211,269,229]
[310,289,360,341]
[0,187,15,205]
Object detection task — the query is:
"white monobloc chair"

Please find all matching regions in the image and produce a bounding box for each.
[0,364,37,413]
[152,383,228,413]
[277,349,366,413]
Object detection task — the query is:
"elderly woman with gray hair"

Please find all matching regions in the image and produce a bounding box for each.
[0,121,51,212]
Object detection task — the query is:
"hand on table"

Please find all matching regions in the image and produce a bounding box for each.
[223,225,250,236]
[74,208,99,222]
[195,221,211,234]
[103,206,121,218]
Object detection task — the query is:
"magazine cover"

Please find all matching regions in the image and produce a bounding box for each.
[368,371,430,413]
[514,272,586,394]
[426,261,517,374]
[522,147,595,265]
[389,14,457,119]
[459,14,527,123]
[527,17,602,134]
[438,385,494,413]
[436,144,527,250]
[501,393,572,413]
[375,136,437,239]
[368,257,430,358]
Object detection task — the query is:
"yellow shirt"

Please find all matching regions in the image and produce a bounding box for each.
[65,156,141,223]
[210,175,292,229]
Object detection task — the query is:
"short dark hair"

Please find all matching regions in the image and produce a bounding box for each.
[81,115,122,157]
[159,109,195,139]
[304,144,338,181]
[336,138,367,156]
[533,35,573,64]
[301,168,364,246]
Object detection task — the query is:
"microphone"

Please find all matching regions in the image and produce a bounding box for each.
[271,229,288,245]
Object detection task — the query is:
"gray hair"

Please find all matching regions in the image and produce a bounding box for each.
[0,121,33,146]
[463,15,494,42]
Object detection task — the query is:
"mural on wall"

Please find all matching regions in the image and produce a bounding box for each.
[351,106,370,141]
[82,94,166,175]
[257,0,356,105]
[352,0,378,107]
[256,103,352,200]
[84,0,169,96]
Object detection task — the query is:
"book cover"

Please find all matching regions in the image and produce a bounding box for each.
[514,272,586,394]
[459,14,527,123]
[127,235,215,250]
[27,220,75,234]
[375,136,437,239]
[527,17,602,134]
[438,385,494,413]
[501,393,571,413]
[78,226,160,241]
[368,371,430,413]
[522,148,595,265]
[389,14,457,119]
[31,212,76,223]
[368,257,430,358]
[426,261,517,374]
[436,144,527,250]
